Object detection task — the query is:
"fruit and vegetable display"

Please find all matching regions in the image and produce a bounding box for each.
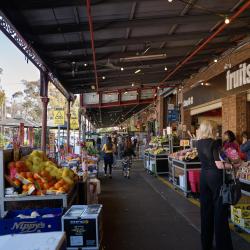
[237,162,250,181]
[145,147,167,155]
[170,148,199,161]
[149,136,168,145]
[5,150,76,196]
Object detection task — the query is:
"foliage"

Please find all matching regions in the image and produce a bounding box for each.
[48,83,79,123]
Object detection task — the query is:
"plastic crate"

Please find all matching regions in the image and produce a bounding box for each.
[0,208,63,235]
[188,170,200,193]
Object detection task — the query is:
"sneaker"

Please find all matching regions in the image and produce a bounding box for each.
[104,174,107,177]
[127,176,130,179]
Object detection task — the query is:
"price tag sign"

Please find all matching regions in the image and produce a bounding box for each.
[180,140,190,147]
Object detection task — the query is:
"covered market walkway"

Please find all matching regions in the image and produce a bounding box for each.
[100,161,250,250]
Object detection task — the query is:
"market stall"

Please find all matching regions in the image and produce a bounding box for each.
[0,147,78,217]
[168,148,201,196]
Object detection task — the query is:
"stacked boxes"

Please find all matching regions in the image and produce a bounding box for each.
[231,204,250,232]
[62,205,102,250]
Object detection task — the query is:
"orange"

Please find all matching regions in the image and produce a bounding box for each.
[43,183,50,190]
[54,182,62,190]
[19,172,27,179]
[13,179,21,187]
[22,184,29,191]
[26,172,33,179]
[27,177,34,183]
[58,187,66,193]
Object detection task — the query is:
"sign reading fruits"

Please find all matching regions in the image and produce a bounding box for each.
[53,108,65,126]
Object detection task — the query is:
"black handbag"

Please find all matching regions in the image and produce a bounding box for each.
[220,165,242,205]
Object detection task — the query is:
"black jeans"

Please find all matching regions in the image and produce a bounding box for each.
[200,169,233,250]
[104,163,112,175]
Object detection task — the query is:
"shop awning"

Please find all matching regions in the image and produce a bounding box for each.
[0,117,41,128]
[1,1,250,127]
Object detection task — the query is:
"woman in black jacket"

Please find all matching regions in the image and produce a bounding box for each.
[197,120,233,250]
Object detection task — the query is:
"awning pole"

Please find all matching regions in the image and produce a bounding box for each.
[40,71,49,153]
[66,100,71,153]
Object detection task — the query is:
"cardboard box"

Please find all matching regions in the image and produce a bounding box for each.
[62,205,102,249]
[231,204,250,219]
[0,208,63,235]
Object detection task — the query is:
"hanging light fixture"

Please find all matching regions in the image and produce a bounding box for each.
[134,69,141,74]
[214,58,218,63]
[224,17,230,24]
[121,67,124,71]
[164,66,168,71]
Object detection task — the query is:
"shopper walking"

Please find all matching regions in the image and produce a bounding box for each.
[122,137,136,178]
[102,137,115,178]
[197,120,233,250]
[240,131,250,161]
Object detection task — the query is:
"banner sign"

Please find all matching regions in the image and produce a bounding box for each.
[183,59,250,109]
[70,117,79,130]
[53,108,65,126]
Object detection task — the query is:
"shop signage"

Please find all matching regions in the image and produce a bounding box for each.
[168,104,175,110]
[183,96,193,107]
[183,59,250,109]
[167,109,179,122]
[226,62,250,91]
[53,108,65,126]
[70,117,79,130]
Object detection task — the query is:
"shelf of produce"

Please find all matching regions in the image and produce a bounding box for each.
[1,185,77,217]
[239,178,250,197]
[171,159,201,196]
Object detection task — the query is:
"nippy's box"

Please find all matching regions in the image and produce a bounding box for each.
[62,205,102,249]
[0,208,63,235]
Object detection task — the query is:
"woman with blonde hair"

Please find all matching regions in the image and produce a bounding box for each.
[197,120,233,250]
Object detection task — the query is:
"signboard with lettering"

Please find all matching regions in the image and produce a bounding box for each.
[183,59,250,109]
[53,108,65,126]
[167,109,179,122]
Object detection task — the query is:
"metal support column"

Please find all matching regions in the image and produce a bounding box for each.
[40,71,49,153]
[67,100,71,153]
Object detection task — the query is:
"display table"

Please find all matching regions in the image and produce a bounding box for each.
[171,159,201,196]
[148,153,169,176]
[0,232,66,250]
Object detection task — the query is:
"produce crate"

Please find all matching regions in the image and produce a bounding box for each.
[0,207,63,235]
[231,204,250,219]
[62,205,103,249]
[231,214,250,231]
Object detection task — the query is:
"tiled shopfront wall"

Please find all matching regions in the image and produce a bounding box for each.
[222,93,247,139]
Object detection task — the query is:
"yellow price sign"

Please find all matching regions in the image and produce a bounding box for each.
[70,117,79,130]
[53,109,65,126]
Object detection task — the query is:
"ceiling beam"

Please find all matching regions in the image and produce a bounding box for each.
[38,27,245,51]
[44,42,235,58]
[28,14,226,35]
[2,0,161,10]
[53,53,219,71]
[59,60,208,76]
[41,40,236,53]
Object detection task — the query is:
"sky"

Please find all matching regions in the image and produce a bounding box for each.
[0,31,39,98]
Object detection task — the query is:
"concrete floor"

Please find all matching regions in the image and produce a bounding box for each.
[99,161,250,250]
